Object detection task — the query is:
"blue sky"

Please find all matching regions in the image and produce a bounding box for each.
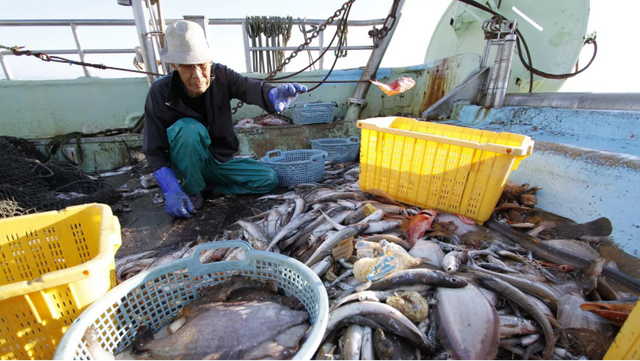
[1,0,638,92]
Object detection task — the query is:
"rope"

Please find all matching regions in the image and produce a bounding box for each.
[335,17,348,58]
[307,0,354,92]
[298,18,317,70]
[44,127,135,165]
[0,44,163,76]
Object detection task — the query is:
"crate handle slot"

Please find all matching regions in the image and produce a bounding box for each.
[348,136,360,143]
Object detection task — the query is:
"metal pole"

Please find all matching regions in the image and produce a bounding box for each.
[156,0,167,48]
[344,0,406,122]
[493,33,516,108]
[155,0,170,75]
[318,30,324,70]
[480,38,492,68]
[144,0,164,60]
[131,0,159,85]
[242,19,252,73]
[0,53,14,80]
[483,39,503,108]
[70,23,90,77]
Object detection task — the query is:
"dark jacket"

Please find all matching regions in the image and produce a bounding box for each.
[142,63,276,171]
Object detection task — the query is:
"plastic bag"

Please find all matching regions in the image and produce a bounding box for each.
[355,240,383,259]
[366,240,421,281]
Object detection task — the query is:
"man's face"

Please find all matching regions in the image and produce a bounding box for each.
[172,62,212,97]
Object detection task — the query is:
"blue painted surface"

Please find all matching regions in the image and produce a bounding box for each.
[453,105,640,256]
[456,105,640,156]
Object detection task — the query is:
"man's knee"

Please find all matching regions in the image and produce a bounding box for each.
[168,118,207,142]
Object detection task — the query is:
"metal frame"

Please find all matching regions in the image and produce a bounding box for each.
[0,17,386,80]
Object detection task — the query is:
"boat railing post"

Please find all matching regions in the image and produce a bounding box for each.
[131,0,160,86]
[0,53,14,81]
[70,23,90,77]
[318,25,325,70]
[242,19,252,73]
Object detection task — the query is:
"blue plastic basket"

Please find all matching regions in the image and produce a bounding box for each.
[310,136,360,163]
[54,241,329,360]
[288,102,336,125]
[261,149,328,187]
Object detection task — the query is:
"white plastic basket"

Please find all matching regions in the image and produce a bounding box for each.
[53,241,329,360]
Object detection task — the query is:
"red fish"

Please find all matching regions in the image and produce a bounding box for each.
[370,76,416,96]
[558,265,576,273]
[456,214,476,226]
[405,209,438,247]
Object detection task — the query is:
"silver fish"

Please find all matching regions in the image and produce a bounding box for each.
[360,326,375,360]
[266,210,319,251]
[325,301,433,349]
[148,243,192,270]
[499,315,539,337]
[342,324,365,360]
[305,224,369,267]
[236,220,270,250]
[442,251,463,274]
[362,220,403,234]
[475,273,555,360]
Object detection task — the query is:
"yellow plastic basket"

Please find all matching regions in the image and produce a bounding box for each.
[604,298,640,359]
[0,203,121,360]
[357,117,534,224]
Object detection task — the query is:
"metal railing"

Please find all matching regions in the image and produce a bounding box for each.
[0,17,385,81]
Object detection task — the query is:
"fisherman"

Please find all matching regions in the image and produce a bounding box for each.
[143,20,306,218]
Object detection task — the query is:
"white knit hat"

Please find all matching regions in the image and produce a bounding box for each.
[159,20,214,64]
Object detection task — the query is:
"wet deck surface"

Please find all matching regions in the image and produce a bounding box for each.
[105,171,284,259]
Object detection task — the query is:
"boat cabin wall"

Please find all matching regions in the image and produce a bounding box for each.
[0,54,479,170]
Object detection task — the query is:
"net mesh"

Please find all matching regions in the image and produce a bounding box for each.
[0,136,121,218]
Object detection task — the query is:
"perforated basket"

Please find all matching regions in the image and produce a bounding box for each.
[310,137,360,163]
[261,149,328,187]
[0,203,121,360]
[54,241,329,360]
[357,116,534,224]
[288,102,336,125]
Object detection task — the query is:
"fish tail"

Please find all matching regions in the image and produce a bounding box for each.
[579,217,613,236]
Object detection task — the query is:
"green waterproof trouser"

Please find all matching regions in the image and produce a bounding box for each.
[166,118,278,195]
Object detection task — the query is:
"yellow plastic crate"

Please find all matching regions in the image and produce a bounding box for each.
[0,204,121,360]
[357,117,534,224]
[605,298,640,359]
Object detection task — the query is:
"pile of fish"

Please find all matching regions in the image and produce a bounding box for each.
[234,114,293,128]
[114,163,640,360]
[85,275,311,360]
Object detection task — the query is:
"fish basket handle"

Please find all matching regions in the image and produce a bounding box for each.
[310,151,327,163]
[348,136,360,143]
[265,149,282,159]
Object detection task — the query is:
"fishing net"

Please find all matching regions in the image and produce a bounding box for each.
[0,136,121,218]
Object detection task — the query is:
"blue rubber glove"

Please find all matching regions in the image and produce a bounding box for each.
[153,167,194,218]
[268,83,307,113]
